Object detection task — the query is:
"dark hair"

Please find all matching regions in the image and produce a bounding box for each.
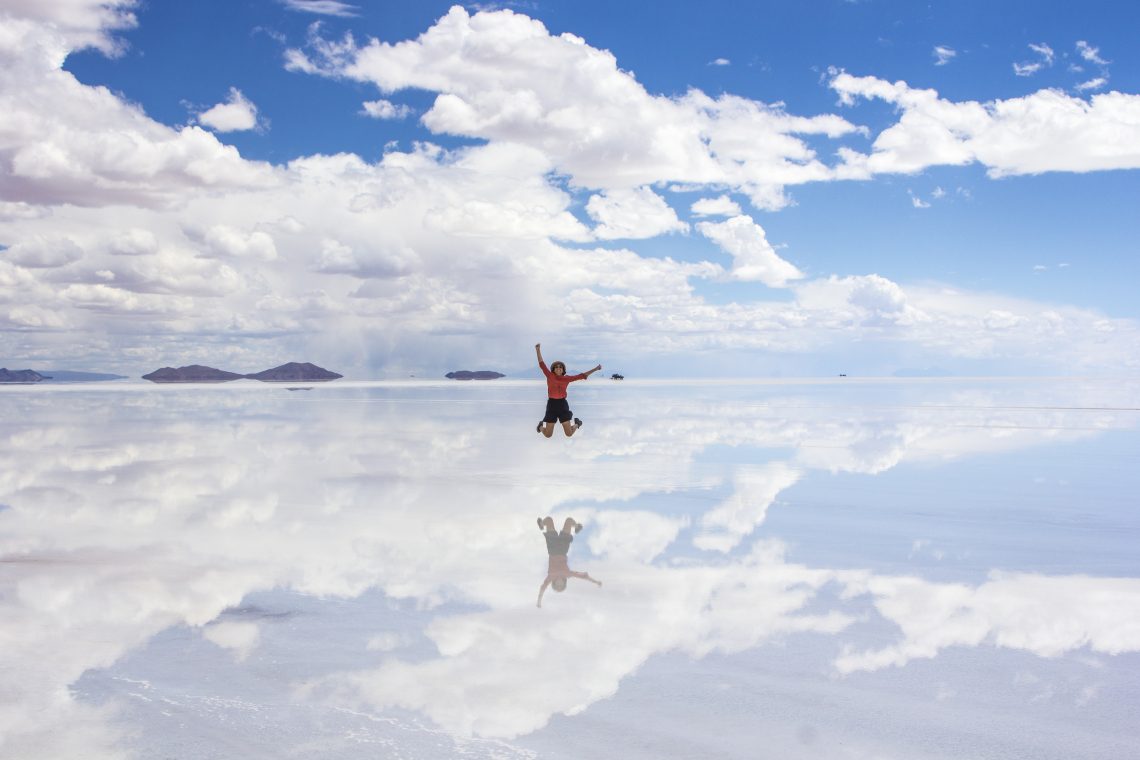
[552,577,567,592]
[551,361,566,372]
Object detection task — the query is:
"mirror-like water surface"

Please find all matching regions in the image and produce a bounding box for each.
[2,379,1138,759]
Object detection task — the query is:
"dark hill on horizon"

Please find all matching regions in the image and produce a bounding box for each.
[142,365,246,383]
[143,362,342,383]
[245,362,343,382]
[0,368,48,383]
[446,370,505,380]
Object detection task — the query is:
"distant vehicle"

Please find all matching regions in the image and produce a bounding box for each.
[610,373,624,380]
[839,373,847,377]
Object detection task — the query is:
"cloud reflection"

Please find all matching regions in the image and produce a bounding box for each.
[1,381,1137,751]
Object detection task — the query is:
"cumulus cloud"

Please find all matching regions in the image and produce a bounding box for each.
[0,19,276,207]
[284,6,862,204]
[710,57,730,66]
[830,71,1140,177]
[690,195,741,217]
[196,87,260,132]
[696,215,803,286]
[835,572,1140,673]
[360,98,413,119]
[586,186,688,239]
[1,3,1139,378]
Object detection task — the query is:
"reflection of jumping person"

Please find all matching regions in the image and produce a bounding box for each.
[537,516,602,607]
[535,343,601,438]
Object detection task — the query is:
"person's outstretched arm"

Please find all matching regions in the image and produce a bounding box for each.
[584,364,602,378]
[537,577,551,607]
[570,570,602,586]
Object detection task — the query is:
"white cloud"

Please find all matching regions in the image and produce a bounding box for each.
[910,194,930,208]
[3,235,84,268]
[588,511,689,562]
[1028,42,1055,64]
[361,98,413,119]
[835,572,1140,673]
[831,72,1140,177]
[696,215,803,286]
[1076,40,1108,66]
[197,87,260,132]
[0,21,276,207]
[694,463,801,551]
[285,7,862,205]
[1076,77,1107,92]
[932,45,956,66]
[195,224,278,261]
[281,0,359,17]
[710,57,730,66]
[2,379,1138,747]
[0,4,1138,379]
[690,195,741,217]
[586,186,688,239]
[202,620,261,661]
[1013,43,1053,77]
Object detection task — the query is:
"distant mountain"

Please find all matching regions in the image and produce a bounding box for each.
[143,362,343,383]
[42,370,128,382]
[0,368,47,383]
[446,370,505,380]
[244,362,343,382]
[142,365,246,383]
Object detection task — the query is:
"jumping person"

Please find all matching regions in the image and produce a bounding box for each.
[537,516,602,607]
[535,343,601,437]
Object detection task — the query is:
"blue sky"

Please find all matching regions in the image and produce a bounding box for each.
[2,0,1139,376]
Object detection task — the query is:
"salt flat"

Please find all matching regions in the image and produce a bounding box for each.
[2,378,1138,759]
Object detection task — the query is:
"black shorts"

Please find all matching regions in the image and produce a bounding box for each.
[544,530,573,556]
[543,397,572,424]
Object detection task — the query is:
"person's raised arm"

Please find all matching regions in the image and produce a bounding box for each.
[584,364,602,378]
[535,343,549,373]
[537,577,551,607]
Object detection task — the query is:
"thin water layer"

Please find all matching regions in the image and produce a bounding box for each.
[1,378,1138,759]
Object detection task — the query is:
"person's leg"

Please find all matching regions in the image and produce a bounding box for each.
[562,420,577,437]
[560,517,580,534]
[541,517,556,532]
[540,400,559,438]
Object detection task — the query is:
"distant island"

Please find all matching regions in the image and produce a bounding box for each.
[0,368,48,383]
[245,362,343,382]
[445,370,505,380]
[142,365,246,383]
[143,362,343,384]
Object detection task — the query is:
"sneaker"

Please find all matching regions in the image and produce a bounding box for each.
[537,517,545,531]
[574,521,583,534]
[573,417,583,429]
[536,421,544,433]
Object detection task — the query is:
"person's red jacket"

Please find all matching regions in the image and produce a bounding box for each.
[540,361,587,399]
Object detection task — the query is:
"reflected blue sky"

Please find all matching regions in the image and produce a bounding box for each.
[2,379,1138,758]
